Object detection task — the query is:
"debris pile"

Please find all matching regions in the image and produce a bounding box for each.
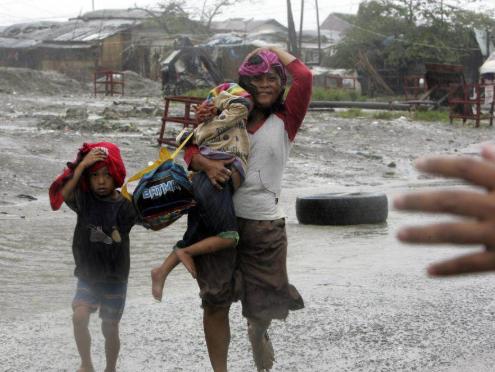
[101,105,163,120]
[0,67,85,95]
[116,70,162,97]
[37,115,139,133]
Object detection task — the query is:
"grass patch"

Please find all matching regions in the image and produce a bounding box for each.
[182,88,209,98]
[411,110,450,122]
[336,108,451,123]
[337,108,364,118]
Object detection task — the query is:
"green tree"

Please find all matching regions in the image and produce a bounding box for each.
[330,0,495,71]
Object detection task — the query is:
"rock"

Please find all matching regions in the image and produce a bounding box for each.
[114,122,138,132]
[16,194,37,201]
[153,108,164,117]
[38,116,68,130]
[356,151,383,161]
[102,107,124,120]
[139,107,155,115]
[65,107,88,120]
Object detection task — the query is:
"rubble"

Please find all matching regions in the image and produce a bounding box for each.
[0,67,85,95]
[65,108,88,120]
[114,70,162,97]
[37,116,139,133]
[102,105,163,120]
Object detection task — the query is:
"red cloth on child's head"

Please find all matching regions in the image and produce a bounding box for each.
[82,142,126,187]
[48,142,126,210]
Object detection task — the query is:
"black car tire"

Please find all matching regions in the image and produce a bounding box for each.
[296,192,388,225]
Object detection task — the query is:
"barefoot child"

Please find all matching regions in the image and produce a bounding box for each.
[49,142,137,372]
[151,83,251,301]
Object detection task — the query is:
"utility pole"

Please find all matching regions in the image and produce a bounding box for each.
[487,29,491,57]
[286,0,299,57]
[298,0,304,56]
[315,0,321,65]
[92,0,95,11]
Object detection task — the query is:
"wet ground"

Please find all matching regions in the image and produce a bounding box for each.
[2,90,495,371]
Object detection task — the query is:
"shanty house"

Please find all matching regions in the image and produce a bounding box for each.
[210,18,287,35]
[0,9,207,82]
[320,13,353,43]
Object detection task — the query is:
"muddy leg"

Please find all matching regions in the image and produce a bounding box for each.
[204,305,231,372]
[247,318,274,371]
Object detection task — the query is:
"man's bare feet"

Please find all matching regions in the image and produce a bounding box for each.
[174,249,197,278]
[151,267,166,301]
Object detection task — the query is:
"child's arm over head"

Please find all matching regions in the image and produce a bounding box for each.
[61,148,107,202]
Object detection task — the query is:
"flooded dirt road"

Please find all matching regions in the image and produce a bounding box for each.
[1,90,495,371]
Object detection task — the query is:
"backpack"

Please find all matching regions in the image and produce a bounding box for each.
[121,133,196,230]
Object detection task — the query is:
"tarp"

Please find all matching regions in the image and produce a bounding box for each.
[480,52,495,75]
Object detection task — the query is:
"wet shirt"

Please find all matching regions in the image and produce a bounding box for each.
[66,189,138,283]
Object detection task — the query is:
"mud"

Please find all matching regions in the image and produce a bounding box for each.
[1,75,495,371]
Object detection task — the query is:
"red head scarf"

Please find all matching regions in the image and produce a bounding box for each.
[48,142,126,210]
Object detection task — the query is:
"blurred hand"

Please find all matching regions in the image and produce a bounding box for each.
[202,157,235,190]
[394,144,495,276]
[194,102,216,124]
[80,148,107,169]
[243,47,268,62]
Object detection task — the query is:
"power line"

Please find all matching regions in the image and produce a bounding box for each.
[343,19,481,53]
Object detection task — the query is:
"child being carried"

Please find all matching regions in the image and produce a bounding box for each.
[151,82,252,301]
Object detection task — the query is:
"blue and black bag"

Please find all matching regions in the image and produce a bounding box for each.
[122,134,196,230]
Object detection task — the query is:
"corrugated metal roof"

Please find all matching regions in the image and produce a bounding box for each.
[0,18,142,43]
[37,42,93,49]
[77,9,159,20]
[0,36,39,48]
[211,18,286,33]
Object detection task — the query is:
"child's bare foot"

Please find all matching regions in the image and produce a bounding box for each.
[151,267,166,302]
[174,249,197,278]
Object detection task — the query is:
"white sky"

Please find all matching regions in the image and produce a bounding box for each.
[0,0,493,29]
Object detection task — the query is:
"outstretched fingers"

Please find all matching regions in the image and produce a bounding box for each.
[428,250,495,276]
[415,156,495,190]
[397,221,495,247]
[481,144,495,162]
[394,190,495,220]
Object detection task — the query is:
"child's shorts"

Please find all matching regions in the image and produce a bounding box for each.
[72,278,127,322]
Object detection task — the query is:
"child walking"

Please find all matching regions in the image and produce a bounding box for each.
[49,142,137,372]
[151,83,251,301]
